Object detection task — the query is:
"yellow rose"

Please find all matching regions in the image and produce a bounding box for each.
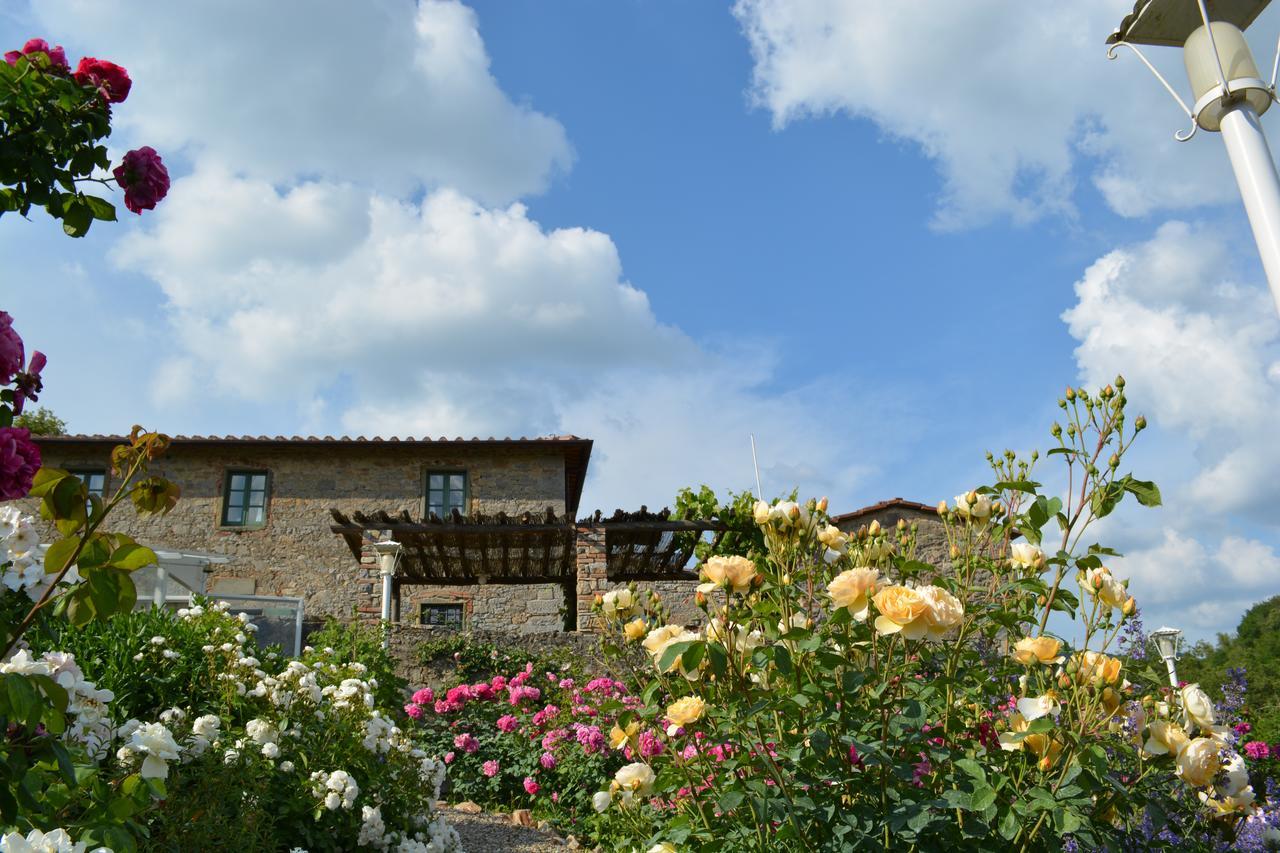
[665,696,706,734]
[1143,720,1190,757]
[817,523,849,554]
[1082,566,1127,608]
[872,585,929,639]
[610,762,656,806]
[623,618,647,643]
[601,588,640,620]
[1023,732,1064,770]
[1181,684,1217,731]
[916,585,964,640]
[1009,542,1046,572]
[826,567,879,621]
[642,624,699,677]
[997,713,1030,752]
[1176,737,1222,787]
[609,721,640,750]
[1011,636,1064,666]
[697,555,757,595]
[1075,650,1123,686]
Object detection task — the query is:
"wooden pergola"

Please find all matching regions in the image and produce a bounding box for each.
[329,506,727,631]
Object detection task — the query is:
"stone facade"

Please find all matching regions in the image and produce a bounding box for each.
[23,436,588,624]
[832,498,949,575]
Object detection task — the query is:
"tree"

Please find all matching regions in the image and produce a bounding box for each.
[1179,595,1280,741]
[14,405,65,435]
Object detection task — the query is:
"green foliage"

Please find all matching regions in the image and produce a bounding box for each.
[0,53,120,236]
[1180,596,1280,742]
[303,617,407,709]
[672,484,768,562]
[584,381,1252,851]
[416,633,589,687]
[13,406,66,436]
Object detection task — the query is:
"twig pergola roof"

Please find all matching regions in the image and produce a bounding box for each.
[329,506,727,584]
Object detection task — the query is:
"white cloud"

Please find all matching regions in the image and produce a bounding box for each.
[732,0,1260,227]
[114,173,694,404]
[31,0,571,205]
[1062,221,1280,640]
[1063,221,1280,521]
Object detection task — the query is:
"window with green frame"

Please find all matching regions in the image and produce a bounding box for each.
[67,468,107,499]
[425,470,468,519]
[221,469,269,528]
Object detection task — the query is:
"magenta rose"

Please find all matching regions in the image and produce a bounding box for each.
[5,38,68,71]
[73,56,131,103]
[0,312,23,386]
[112,147,170,215]
[0,427,41,501]
[13,350,46,415]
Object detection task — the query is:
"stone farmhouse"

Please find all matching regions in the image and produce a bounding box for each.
[24,434,945,635]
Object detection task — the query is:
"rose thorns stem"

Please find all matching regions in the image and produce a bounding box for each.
[2,451,150,659]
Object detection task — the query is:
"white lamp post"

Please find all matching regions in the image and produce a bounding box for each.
[1150,625,1184,689]
[370,539,402,646]
[1109,0,1280,317]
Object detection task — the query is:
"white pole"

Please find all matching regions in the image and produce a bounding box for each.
[1219,103,1280,316]
[377,549,397,648]
[153,565,167,608]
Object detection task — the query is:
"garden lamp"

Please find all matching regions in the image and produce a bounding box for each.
[1108,0,1280,316]
[1150,625,1184,688]
[371,539,402,644]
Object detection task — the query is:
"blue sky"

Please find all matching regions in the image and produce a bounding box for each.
[2,1,1278,642]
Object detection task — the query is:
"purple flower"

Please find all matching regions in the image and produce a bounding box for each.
[0,427,41,501]
[112,147,169,214]
[13,350,45,415]
[0,312,23,386]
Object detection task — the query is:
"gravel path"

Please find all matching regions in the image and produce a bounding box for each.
[440,805,572,852]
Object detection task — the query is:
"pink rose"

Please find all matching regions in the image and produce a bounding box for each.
[522,776,539,795]
[0,312,24,386]
[404,702,424,720]
[496,714,519,733]
[0,427,41,501]
[453,733,479,754]
[112,147,170,215]
[74,56,131,103]
[482,760,499,778]
[5,39,67,71]
[539,751,556,770]
[411,687,434,705]
[443,751,455,764]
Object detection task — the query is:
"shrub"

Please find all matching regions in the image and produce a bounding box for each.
[584,382,1268,851]
[404,660,633,838]
[304,617,406,711]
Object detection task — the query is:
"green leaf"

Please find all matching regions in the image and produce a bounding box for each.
[43,536,80,576]
[82,194,116,221]
[954,758,987,783]
[4,674,40,726]
[970,785,997,811]
[60,198,92,237]
[108,543,157,571]
[993,480,1041,494]
[1121,476,1162,507]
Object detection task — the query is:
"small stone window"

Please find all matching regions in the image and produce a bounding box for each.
[420,602,464,629]
[425,470,468,519]
[67,468,107,499]
[221,469,270,528]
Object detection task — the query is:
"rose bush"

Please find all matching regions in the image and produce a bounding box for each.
[1,36,168,234]
[584,381,1273,851]
[404,654,637,838]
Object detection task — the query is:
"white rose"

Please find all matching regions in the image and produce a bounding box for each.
[1009,542,1046,572]
[1016,694,1061,722]
[1181,684,1216,730]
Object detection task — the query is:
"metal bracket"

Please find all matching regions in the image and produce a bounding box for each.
[1107,40,1199,141]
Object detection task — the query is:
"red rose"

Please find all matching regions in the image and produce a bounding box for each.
[0,427,41,501]
[74,56,131,103]
[112,146,170,214]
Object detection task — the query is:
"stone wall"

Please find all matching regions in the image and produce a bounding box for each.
[834,505,949,575]
[21,442,568,621]
[399,582,567,634]
[386,624,612,687]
